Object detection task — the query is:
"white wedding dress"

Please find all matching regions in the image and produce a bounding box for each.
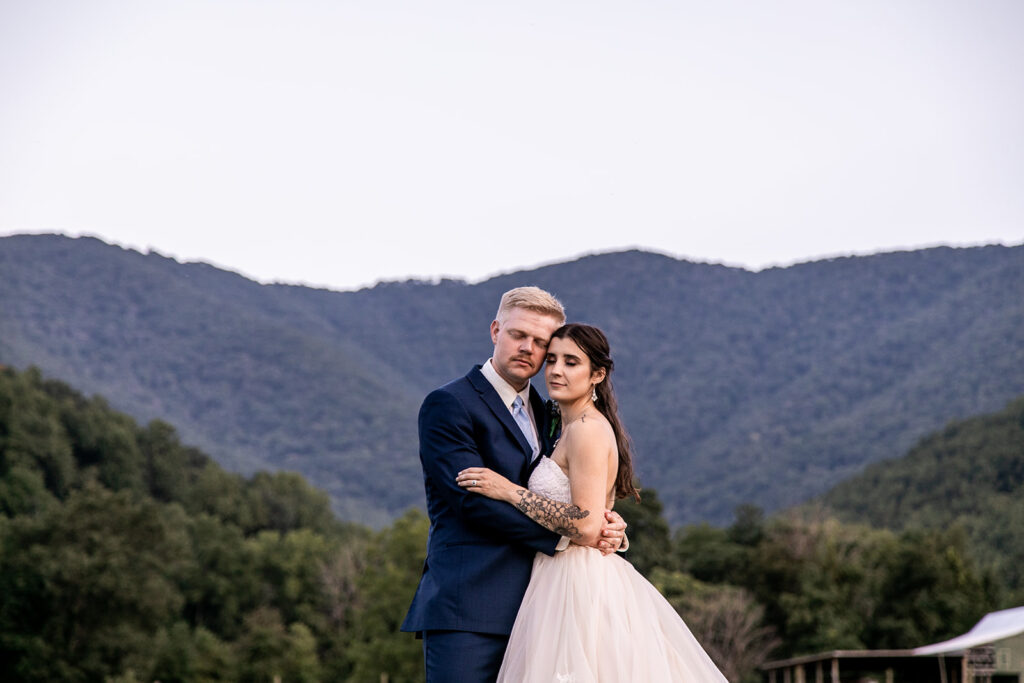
[497,456,729,682]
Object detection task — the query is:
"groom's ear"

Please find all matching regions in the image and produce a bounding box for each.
[490,319,500,345]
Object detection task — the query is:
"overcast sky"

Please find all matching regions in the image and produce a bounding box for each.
[2,1,1021,291]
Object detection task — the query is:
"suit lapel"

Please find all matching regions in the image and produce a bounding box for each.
[467,368,535,462]
[528,388,552,454]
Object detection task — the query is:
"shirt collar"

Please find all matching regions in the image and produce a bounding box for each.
[481,359,531,409]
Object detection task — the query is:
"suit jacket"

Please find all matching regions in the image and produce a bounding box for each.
[401,365,561,635]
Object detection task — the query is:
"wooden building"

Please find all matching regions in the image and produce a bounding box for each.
[763,606,1024,683]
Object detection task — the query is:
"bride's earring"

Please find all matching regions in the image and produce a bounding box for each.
[591,385,598,402]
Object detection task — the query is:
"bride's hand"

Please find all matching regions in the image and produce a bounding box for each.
[456,467,517,503]
[597,510,628,555]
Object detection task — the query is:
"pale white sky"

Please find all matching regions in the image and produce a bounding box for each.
[2,0,1022,290]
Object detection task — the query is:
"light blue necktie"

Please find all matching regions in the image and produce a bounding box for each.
[512,395,539,460]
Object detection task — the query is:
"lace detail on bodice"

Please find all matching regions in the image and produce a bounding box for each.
[527,457,571,504]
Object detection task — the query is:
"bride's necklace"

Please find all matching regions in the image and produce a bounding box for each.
[561,405,594,428]
[551,402,596,451]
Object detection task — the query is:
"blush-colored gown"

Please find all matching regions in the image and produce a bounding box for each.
[497,456,729,682]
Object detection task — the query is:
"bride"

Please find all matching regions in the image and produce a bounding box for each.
[456,323,728,682]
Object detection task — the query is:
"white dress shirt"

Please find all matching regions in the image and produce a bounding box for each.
[480,359,540,459]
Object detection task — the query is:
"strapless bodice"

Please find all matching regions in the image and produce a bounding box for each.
[527,456,571,504]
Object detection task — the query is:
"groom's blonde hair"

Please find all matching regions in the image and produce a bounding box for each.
[496,286,565,325]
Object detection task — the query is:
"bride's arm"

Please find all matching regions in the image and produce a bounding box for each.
[456,421,612,546]
[560,420,613,547]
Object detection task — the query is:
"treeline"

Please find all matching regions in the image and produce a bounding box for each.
[820,395,1024,598]
[0,367,425,682]
[3,366,1013,682]
[615,496,1000,682]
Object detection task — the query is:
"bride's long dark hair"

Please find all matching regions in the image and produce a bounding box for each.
[550,323,640,502]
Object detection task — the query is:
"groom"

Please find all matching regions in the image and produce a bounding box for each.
[401,286,627,682]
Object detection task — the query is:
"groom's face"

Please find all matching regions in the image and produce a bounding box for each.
[490,307,562,391]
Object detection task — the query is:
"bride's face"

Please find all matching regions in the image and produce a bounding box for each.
[545,336,603,402]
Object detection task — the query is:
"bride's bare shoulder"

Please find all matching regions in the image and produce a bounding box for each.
[561,412,615,458]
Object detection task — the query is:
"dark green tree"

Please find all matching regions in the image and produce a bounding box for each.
[615,486,673,576]
[344,509,430,683]
[0,486,191,681]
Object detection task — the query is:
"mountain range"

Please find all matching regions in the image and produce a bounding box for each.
[1,234,1021,525]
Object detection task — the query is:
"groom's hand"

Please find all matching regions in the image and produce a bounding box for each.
[596,510,627,556]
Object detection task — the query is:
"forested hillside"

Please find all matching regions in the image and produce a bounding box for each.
[0,366,1008,682]
[2,233,1021,525]
[821,395,1024,594]
[0,366,431,681]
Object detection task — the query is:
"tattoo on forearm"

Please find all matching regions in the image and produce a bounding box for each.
[513,489,589,539]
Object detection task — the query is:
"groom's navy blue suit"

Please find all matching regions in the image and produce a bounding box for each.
[402,365,560,680]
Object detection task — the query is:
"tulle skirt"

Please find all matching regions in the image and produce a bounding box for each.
[497,545,728,682]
